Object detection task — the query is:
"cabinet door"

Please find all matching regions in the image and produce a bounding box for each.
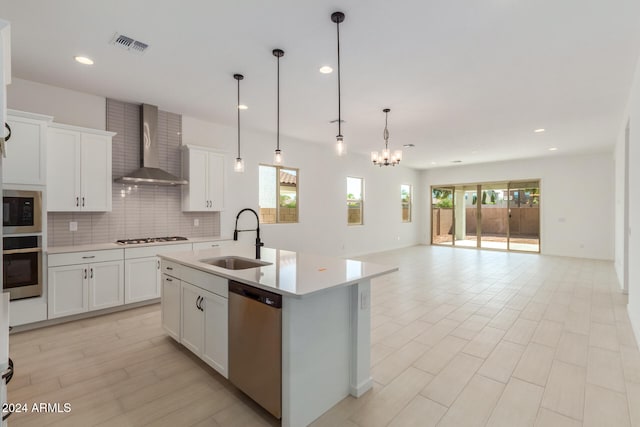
[89,260,124,310]
[202,290,228,378]
[81,133,112,212]
[2,116,46,185]
[185,148,209,211]
[48,265,88,318]
[207,152,225,211]
[125,257,160,303]
[180,282,203,355]
[47,128,81,211]
[161,274,181,341]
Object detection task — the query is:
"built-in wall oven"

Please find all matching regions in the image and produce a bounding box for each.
[3,236,42,300]
[3,190,42,235]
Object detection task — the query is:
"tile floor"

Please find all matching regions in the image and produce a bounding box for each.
[6,245,640,426]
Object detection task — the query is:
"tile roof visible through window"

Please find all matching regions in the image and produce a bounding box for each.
[280,171,296,186]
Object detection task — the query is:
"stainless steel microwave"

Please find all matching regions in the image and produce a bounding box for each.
[2,190,42,234]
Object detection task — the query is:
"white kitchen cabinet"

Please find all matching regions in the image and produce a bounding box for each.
[48,264,89,318]
[182,145,225,212]
[2,110,52,185]
[161,274,181,341]
[47,123,115,212]
[125,257,160,303]
[168,263,228,378]
[88,260,124,311]
[47,249,124,319]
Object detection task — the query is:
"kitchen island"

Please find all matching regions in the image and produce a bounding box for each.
[159,244,397,427]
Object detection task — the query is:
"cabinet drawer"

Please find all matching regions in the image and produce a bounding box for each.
[48,249,124,267]
[192,240,234,251]
[181,266,228,298]
[162,260,182,278]
[125,243,192,259]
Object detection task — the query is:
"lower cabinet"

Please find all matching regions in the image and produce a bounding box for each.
[161,274,181,341]
[125,257,160,303]
[180,282,228,378]
[48,260,124,319]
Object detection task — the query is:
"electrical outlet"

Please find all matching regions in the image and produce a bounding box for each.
[69,221,78,231]
[194,219,199,227]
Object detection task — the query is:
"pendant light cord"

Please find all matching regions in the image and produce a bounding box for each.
[337,20,342,136]
[237,78,241,158]
[277,54,280,151]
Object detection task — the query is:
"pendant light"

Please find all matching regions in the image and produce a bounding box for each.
[233,73,245,173]
[371,108,402,166]
[331,11,346,156]
[273,48,285,165]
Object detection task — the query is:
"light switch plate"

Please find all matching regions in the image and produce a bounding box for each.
[69,221,78,231]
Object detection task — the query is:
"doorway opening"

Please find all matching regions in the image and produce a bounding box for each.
[431,180,540,253]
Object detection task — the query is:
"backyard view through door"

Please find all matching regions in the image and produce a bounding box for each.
[431,181,540,252]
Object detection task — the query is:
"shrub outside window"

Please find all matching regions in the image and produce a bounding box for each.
[259,165,298,224]
[347,177,363,225]
[401,184,412,223]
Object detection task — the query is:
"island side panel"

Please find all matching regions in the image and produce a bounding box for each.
[281,286,352,427]
[350,280,373,396]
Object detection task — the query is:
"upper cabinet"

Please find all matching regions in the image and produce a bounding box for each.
[47,123,115,212]
[2,110,53,186]
[181,145,225,212]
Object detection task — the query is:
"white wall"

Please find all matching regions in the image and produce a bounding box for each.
[182,116,422,257]
[420,152,615,260]
[7,78,105,129]
[615,51,640,344]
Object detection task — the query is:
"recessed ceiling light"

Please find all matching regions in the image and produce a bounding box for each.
[238,104,248,110]
[549,147,558,151]
[431,161,437,165]
[403,144,415,148]
[319,66,333,74]
[74,56,94,65]
[534,128,545,133]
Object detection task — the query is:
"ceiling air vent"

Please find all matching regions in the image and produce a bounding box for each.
[109,33,150,55]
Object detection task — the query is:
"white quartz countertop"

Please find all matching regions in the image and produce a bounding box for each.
[47,236,232,254]
[159,244,398,297]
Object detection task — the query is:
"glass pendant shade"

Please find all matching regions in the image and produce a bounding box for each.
[336,135,346,156]
[234,157,245,173]
[274,149,283,165]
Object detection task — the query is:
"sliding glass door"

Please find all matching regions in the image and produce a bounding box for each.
[431,180,540,253]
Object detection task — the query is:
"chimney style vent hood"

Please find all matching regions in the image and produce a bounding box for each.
[114,104,188,186]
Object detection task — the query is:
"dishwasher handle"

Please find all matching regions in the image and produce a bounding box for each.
[229,281,282,308]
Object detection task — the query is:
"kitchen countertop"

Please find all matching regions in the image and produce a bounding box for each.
[47,236,232,254]
[159,244,398,297]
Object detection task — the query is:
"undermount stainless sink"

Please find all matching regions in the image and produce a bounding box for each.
[200,256,271,270]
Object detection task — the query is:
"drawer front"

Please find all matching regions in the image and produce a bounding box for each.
[192,240,234,251]
[161,260,182,278]
[181,266,228,298]
[125,243,192,259]
[48,249,124,267]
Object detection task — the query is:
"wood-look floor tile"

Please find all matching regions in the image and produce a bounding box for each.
[486,377,544,427]
[583,384,630,427]
[478,341,525,384]
[420,353,484,407]
[413,335,468,374]
[414,318,460,347]
[586,346,626,393]
[387,395,447,427]
[513,342,555,386]
[436,374,504,427]
[462,326,505,359]
[589,322,620,351]
[534,408,582,427]
[370,341,429,385]
[541,360,586,420]
[620,345,640,384]
[503,318,538,346]
[555,332,589,367]
[531,319,564,348]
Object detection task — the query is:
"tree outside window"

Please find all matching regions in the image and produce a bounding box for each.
[347,177,363,225]
[259,165,299,224]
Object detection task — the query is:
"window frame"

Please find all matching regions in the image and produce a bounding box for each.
[401,184,412,223]
[347,176,364,226]
[259,163,299,224]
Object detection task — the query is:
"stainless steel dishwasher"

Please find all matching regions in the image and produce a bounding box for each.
[228,281,282,419]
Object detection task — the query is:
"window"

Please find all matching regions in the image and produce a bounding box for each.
[401,184,412,222]
[259,165,298,224]
[347,177,363,225]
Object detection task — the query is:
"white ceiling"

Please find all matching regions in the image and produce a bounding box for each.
[2,0,640,169]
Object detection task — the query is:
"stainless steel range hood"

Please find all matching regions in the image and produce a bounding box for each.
[114,104,188,186]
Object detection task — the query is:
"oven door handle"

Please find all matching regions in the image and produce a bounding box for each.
[3,248,42,255]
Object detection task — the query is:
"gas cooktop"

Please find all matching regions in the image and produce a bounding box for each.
[116,236,188,245]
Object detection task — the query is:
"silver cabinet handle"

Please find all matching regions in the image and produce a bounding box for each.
[83,268,87,279]
[90,268,94,279]
[82,255,95,259]
[82,197,85,207]
[166,266,173,271]
[165,277,173,282]
[76,197,79,207]
[157,260,160,269]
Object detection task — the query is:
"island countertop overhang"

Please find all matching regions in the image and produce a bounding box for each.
[158,244,398,298]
